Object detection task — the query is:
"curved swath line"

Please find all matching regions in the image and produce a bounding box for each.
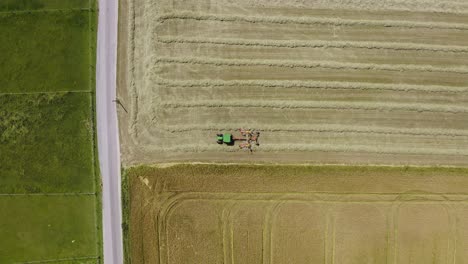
[156,36,468,53]
[155,12,468,31]
[161,124,468,138]
[151,144,468,156]
[153,56,468,74]
[154,79,468,93]
[158,100,468,113]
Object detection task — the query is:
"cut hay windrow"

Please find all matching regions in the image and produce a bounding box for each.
[155,12,468,31]
[128,0,139,139]
[156,36,468,53]
[154,79,468,93]
[159,100,468,113]
[162,124,468,138]
[239,0,468,14]
[152,143,468,156]
[153,56,468,74]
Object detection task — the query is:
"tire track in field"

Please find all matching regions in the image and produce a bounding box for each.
[154,79,468,93]
[156,36,468,53]
[153,56,468,74]
[156,12,468,31]
[158,100,468,114]
[227,0,468,15]
[150,144,468,156]
[161,124,468,138]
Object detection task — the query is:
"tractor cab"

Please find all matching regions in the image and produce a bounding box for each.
[216,133,233,145]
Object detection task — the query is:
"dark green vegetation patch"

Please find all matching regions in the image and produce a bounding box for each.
[0,93,95,193]
[0,196,98,263]
[0,0,100,262]
[0,9,92,93]
[0,0,94,11]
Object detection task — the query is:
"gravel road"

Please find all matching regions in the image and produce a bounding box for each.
[96,0,123,263]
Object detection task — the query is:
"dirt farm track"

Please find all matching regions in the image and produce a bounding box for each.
[117,0,468,166]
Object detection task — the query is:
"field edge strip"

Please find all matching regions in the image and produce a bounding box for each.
[154,79,468,93]
[0,90,93,96]
[0,7,93,15]
[153,56,468,74]
[156,36,468,53]
[161,124,468,137]
[156,12,468,31]
[14,255,99,264]
[140,143,468,156]
[158,100,468,113]
[0,192,97,196]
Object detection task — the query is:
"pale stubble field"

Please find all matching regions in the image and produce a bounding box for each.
[118,0,468,165]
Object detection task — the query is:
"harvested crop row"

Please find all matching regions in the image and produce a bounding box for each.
[155,63,468,86]
[161,0,468,15]
[158,100,468,113]
[153,56,468,74]
[161,124,468,137]
[154,79,468,93]
[156,36,468,53]
[137,143,468,156]
[154,85,468,106]
[156,19,468,47]
[156,12,468,30]
[150,128,468,154]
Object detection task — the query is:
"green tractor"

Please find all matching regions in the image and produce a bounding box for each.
[216,133,234,145]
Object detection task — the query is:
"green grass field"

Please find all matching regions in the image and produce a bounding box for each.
[0,10,93,93]
[0,0,100,262]
[0,196,98,263]
[0,93,95,193]
[0,0,94,11]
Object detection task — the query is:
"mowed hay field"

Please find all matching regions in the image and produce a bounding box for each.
[0,0,101,263]
[118,0,468,165]
[125,164,468,264]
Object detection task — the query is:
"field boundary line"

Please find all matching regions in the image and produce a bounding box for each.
[144,143,468,156]
[0,192,96,196]
[0,90,92,96]
[150,162,466,169]
[155,78,468,93]
[153,56,468,74]
[159,100,468,113]
[156,12,468,31]
[161,124,468,137]
[14,255,99,264]
[0,8,91,15]
[163,192,468,199]
[156,36,468,53]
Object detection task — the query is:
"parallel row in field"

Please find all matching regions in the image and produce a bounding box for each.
[126,165,468,264]
[152,0,468,16]
[0,0,100,263]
